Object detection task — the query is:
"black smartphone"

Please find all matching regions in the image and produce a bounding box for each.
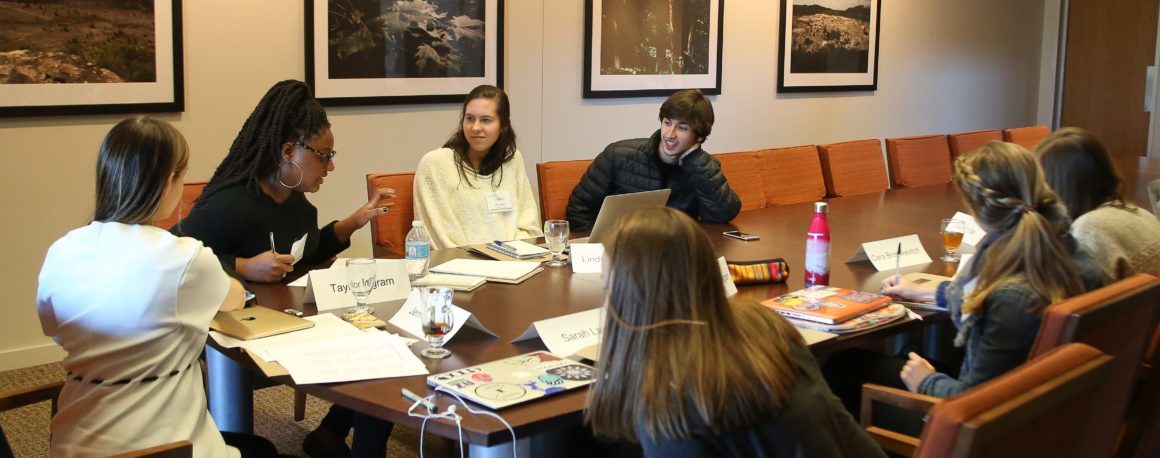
[723,230,760,241]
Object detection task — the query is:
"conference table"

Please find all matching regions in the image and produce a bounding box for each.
[207,183,975,456]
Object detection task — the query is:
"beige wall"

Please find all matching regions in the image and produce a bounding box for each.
[0,0,1046,370]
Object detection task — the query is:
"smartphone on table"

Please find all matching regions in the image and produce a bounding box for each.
[723,230,760,241]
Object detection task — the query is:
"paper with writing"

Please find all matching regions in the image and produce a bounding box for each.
[387,289,497,342]
[570,243,604,274]
[305,260,411,311]
[512,308,604,357]
[845,234,932,271]
[266,332,428,384]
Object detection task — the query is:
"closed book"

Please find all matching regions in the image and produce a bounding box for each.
[412,273,486,292]
[484,240,550,259]
[429,259,543,284]
[760,286,892,324]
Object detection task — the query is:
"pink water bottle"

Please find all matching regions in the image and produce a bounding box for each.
[804,202,830,287]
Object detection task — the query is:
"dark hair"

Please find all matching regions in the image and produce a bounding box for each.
[953,141,1085,314]
[198,80,330,204]
[1037,127,1129,220]
[585,207,803,442]
[442,84,517,187]
[658,89,714,143]
[94,116,190,224]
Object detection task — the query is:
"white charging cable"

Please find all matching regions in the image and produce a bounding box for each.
[403,388,518,458]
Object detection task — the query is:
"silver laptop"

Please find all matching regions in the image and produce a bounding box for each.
[574,189,672,243]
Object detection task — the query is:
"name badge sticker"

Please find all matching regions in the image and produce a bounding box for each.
[485,191,514,213]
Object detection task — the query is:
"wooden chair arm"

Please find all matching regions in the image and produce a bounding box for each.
[0,381,64,413]
[860,383,941,427]
[866,425,921,457]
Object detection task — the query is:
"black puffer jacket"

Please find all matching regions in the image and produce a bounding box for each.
[566,130,742,231]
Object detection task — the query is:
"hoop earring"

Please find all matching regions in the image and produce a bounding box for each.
[277,160,303,189]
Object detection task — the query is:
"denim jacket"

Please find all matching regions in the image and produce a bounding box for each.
[917,232,1103,397]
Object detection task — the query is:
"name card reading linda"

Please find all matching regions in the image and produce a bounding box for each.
[570,243,604,274]
[387,289,497,342]
[845,234,932,271]
[512,308,603,357]
[305,260,412,311]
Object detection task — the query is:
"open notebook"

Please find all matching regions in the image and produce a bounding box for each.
[428,259,543,284]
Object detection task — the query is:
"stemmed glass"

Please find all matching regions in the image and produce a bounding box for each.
[940,219,966,262]
[543,220,570,268]
[342,258,377,321]
[419,286,455,359]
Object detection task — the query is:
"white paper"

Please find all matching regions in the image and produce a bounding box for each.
[230,314,362,362]
[569,243,604,274]
[512,308,604,357]
[290,232,308,265]
[308,260,412,311]
[288,274,309,288]
[266,332,429,384]
[387,289,498,342]
[955,253,975,278]
[845,234,933,271]
[951,212,987,247]
[717,256,738,297]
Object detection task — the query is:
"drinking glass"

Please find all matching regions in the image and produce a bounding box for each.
[940,219,966,262]
[342,258,377,320]
[419,286,455,359]
[543,220,570,268]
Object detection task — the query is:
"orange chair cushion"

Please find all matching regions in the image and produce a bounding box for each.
[948,129,1001,158]
[886,135,953,188]
[1003,125,1050,150]
[155,181,207,230]
[367,172,415,257]
[536,160,592,222]
[819,139,889,197]
[714,152,767,210]
[755,146,826,206]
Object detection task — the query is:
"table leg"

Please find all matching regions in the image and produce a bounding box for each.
[206,346,253,434]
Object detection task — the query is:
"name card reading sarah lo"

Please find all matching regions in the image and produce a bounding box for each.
[512,308,604,357]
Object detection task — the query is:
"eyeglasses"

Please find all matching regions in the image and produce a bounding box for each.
[294,141,337,166]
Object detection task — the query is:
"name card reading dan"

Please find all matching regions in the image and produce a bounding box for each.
[717,256,738,297]
[305,260,412,311]
[845,234,932,271]
[951,212,987,247]
[570,243,604,274]
[387,289,497,342]
[512,308,603,357]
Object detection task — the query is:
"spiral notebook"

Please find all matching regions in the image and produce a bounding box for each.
[484,240,550,259]
[428,259,543,284]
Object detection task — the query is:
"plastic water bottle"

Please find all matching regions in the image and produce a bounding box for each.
[404,221,431,282]
[804,202,830,287]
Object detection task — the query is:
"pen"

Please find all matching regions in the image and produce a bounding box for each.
[269,232,277,254]
[401,387,437,412]
[894,242,902,284]
[492,240,506,247]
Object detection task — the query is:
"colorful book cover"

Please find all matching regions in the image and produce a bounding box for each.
[760,285,892,324]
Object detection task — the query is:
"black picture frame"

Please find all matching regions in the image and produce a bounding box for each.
[777,0,880,93]
[583,0,723,99]
[306,0,504,106]
[0,0,184,117]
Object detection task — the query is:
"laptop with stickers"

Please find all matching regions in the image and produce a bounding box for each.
[426,351,597,409]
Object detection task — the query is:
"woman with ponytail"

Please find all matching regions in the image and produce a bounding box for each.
[880,141,1103,397]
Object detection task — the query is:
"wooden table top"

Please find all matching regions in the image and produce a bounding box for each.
[243,183,969,445]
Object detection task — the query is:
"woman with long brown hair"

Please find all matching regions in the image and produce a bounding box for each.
[586,207,881,457]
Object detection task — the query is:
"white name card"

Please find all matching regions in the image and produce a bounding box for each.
[512,308,604,357]
[387,289,497,342]
[717,256,738,297]
[845,234,932,271]
[305,260,412,311]
[570,243,604,274]
[951,211,987,247]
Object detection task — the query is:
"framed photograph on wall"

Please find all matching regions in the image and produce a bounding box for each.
[0,0,184,117]
[306,0,503,106]
[777,0,880,93]
[584,0,723,99]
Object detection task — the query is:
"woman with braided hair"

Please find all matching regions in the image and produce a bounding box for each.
[878,141,1103,397]
[174,80,395,458]
[174,79,394,283]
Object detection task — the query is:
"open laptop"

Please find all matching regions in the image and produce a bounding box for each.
[572,189,672,244]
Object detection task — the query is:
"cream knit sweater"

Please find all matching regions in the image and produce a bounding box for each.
[1071,203,1160,282]
[414,148,542,250]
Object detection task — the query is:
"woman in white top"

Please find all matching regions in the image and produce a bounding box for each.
[1038,127,1160,281]
[414,84,541,249]
[36,117,276,457]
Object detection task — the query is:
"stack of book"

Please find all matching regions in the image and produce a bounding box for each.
[760,286,906,333]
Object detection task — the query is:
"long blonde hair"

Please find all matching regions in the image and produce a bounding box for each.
[584,207,804,442]
[954,142,1084,313]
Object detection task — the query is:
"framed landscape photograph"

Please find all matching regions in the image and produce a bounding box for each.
[0,0,183,117]
[584,0,723,99]
[777,0,880,93]
[306,0,503,106]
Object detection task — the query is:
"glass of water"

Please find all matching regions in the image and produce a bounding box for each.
[343,258,377,320]
[543,220,570,267]
[419,286,454,359]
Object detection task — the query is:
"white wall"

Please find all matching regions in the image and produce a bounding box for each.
[0,0,1047,370]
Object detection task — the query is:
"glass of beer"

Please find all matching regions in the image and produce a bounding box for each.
[940,219,966,262]
[418,286,454,359]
